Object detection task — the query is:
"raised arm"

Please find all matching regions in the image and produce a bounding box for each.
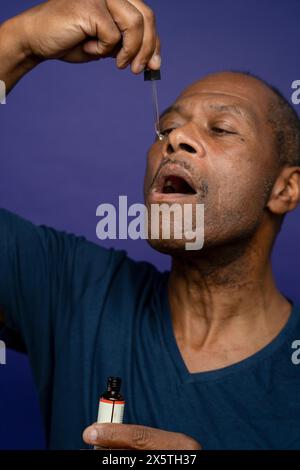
[0,0,161,94]
[0,0,160,328]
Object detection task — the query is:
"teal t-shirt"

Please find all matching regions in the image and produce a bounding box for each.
[0,208,300,449]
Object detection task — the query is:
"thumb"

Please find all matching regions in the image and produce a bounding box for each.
[83,37,121,57]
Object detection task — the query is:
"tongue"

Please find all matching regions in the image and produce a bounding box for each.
[163,176,195,194]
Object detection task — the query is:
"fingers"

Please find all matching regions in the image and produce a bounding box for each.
[13,0,160,71]
[83,423,202,450]
[74,0,160,72]
[83,3,122,57]
[106,0,160,73]
[62,43,103,63]
[127,0,161,73]
[106,0,144,69]
[147,35,161,70]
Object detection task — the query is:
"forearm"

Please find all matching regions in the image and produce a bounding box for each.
[0,17,39,95]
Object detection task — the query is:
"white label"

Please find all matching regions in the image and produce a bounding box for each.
[97,400,125,424]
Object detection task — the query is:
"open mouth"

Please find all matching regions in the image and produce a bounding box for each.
[162,175,196,195]
[149,162,200,201]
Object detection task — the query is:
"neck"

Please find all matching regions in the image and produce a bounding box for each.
[168,227,291,371]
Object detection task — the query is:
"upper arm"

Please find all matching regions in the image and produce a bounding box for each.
[0,207,129,393]
[0,207,124,345]
[0,208,82,340]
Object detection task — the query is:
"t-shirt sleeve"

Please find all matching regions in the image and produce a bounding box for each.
[0,208,126,369]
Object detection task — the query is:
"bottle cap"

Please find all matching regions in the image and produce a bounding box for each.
[144,69,161,81]
[107,376,122,392]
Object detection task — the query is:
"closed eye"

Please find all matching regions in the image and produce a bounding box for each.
[158,126,238,139]
[211,126,237,136]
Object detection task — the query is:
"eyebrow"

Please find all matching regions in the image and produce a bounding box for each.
[159,105,184,120]
[159,103,256,126]
[208,104,255,123]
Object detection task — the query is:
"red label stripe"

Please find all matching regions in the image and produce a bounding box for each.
[100,399,125,405]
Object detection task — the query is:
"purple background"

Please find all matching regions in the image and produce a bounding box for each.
[1,0,300,449]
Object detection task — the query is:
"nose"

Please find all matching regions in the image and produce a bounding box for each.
[163,124,205,158]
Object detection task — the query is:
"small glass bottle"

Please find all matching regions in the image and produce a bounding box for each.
[97,377,125,424]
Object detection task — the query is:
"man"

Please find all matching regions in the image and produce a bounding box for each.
[0,0,300,450]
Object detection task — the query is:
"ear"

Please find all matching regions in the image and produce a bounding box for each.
[267,166,300,215]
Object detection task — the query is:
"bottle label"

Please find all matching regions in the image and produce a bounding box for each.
[97,399,125,424]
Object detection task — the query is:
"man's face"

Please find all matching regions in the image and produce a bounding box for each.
[144,72,279,253]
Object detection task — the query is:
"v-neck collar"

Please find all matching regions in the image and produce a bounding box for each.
[159,272,299,384]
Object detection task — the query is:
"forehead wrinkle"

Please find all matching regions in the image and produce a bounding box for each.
[179,90,261,105]
[209,104,243,115]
